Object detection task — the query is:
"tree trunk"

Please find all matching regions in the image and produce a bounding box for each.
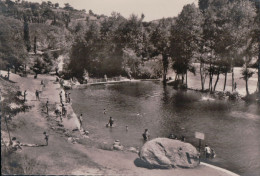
[186,70,188,88]
[208,67,211,90]
[208,63,213,92]
[258,35,260,98]
[213,68,220,92]
[232,67,234,92]
[175,73,178,81]
[34,36,37,54]
[162,54,168,85]
[200,62,204,91]
[181,74,184,84]
[4,115,12,144]
[223,71,227,91]
[246,78,249,96]
[209,71,213,92]
[7,67,10,80]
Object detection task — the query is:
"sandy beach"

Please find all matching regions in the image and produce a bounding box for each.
[1,72,238,175]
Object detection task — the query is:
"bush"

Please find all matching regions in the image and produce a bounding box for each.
[1,148,46,175]
[136,60,163,79]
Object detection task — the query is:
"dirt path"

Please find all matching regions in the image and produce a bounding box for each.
[1,72,236,175]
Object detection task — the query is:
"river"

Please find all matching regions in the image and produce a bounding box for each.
[70,81,260,176]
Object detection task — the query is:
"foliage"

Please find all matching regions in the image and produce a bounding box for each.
[170,3,203,77]
[150,19,172,83]
[0,16,28,72]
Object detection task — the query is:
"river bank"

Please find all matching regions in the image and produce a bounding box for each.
[1,71,240,175]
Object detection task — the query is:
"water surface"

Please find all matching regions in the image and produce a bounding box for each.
[70,81,260,176]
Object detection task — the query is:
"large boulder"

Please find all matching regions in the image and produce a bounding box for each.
[139,138,199,169]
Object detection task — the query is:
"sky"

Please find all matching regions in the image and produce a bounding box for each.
[28,0,198,21]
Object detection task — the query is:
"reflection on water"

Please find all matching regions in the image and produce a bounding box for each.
[70,81,260,176]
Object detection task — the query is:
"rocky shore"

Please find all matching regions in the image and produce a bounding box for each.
[1,72,239,176]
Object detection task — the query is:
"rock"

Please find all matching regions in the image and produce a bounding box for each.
[139,138,199,169]
[128,147,139,154]
[67,137,78,144]
[113,145,124,151]
[113,140,124,151]
[80,129,89,135]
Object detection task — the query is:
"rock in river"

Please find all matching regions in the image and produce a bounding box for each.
[139,138,199,169]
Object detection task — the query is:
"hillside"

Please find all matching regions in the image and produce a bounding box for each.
[0,0,173,80]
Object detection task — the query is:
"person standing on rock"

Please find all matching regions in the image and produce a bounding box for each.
[43,132,49,146]
[204,144,211,159]
[46,101,49,116]
[142,129,150,141]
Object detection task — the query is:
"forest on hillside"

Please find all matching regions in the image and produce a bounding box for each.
[0,0,259,95]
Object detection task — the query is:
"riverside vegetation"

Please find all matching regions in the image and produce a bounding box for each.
[0,0,260,175]
[0,0,259,96]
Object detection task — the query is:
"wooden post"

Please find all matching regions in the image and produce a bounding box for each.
[195,132,205,164]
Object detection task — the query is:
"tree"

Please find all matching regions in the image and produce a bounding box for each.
[31,58,44,77]
[200,0,257,93]
[250,0,260,96]
[33,36,37,54]
[170,4,203,87]
[54,3,59,8]
[150,19,172,85]
[0,16,27,74]
[89,9,94,16]
[64,3,73,11]
[23,19,31,52]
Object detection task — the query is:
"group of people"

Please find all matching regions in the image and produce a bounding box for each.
[105,115,150,142]
[22,77,217,160]
[104,114,216,159]
[65,92,71,103]
[60,90,71,104]
[6,131,49,152]
[52,91,70,122]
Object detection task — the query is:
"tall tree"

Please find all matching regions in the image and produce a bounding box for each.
[33,36,37,54]
[23,18,31,52]
[150,19,172,85]
[170,4,203,87]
